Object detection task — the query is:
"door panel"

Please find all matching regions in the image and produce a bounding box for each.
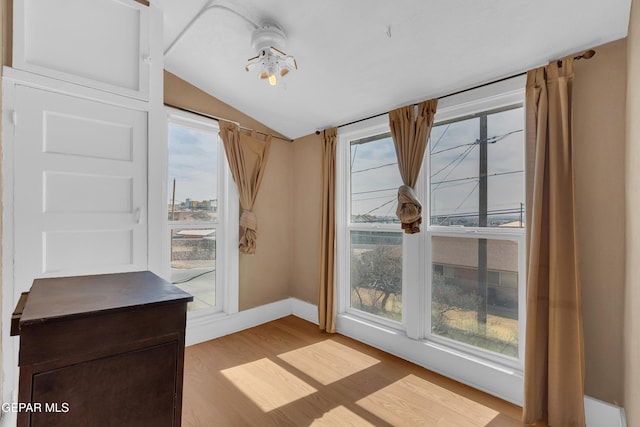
[14,86,147,293]
[13,0,150,100]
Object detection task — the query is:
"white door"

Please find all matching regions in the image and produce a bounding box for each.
[13,85,148,295]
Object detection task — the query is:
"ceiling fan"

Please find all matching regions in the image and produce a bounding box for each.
[245,23,298,86]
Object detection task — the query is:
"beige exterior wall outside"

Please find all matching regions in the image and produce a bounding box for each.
[164,72,292,311]
[574,38,627,406]
[626,0,640,424]
[432,237,518,272]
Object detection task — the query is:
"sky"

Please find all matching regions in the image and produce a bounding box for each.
[166,106,524,221]
[350,106,524,223]
[167,124,218,204]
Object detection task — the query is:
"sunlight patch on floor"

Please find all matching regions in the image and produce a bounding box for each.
[221,358,317,412]
[278,339,380,385]
[310,405,376,427]
[356,374,500,426]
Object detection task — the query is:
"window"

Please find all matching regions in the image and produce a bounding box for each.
[337,76,526,402]
[349,132,404,324]
[428,106,525,359]
[164,108,238,314]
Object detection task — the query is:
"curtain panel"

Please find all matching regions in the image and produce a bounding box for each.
[219,120,272,255]
[388,99,438,233]
[318,128,337,333]
[523,59,585,426]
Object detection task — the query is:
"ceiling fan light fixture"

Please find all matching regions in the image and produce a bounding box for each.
[245,22,297,86]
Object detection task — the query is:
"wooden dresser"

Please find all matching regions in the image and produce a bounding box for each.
[11,271,193,427]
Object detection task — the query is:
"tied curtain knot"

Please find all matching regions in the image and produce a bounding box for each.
[239,209,258,255]
[388,98,437,234]
[397,185,422,234]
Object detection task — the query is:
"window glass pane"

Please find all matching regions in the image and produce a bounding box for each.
[350,231,402,321]
[430,106,524,227]
[168,124,218,222]
[487,108,525,227]
[350,134,402,223]
[431,236,518,357]
[171,228,216,311]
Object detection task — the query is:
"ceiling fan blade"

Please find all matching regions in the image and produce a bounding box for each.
[270,46,287,57]
[245,55,261,72]
[284,56,298,70]
[245,62,260,72]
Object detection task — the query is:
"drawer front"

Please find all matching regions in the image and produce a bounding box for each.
[19,302,187,367]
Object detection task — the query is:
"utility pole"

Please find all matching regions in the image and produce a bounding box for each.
[477,115,488,326]
[171,178,176,221]
[520,202,524,228]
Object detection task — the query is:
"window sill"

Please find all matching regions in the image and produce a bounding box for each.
[336,313,524,406]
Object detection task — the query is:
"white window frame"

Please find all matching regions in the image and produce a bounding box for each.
[336,75,527,405]
[162,107,239,322]
[336,117,419,332]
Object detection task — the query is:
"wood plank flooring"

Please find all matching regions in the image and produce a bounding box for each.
[182,315,545,426]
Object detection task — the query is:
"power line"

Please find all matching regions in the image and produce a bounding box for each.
[430,144,477,192]
[352,161,397,174]
[435,180,479,190]
[431,141,477,156]
[431,143,476,178]
[430,123,451,152]
[353,194,400,202]
[351,144,358,170]
[364,198,396,216]
[352,187,398,196]
[431,170,523,186]
[430,129,523,156]
[436,182,479,225]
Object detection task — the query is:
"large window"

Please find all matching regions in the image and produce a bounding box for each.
[349,133,403,323]
[428,106,525,359]
[337,77,526,401]
[165,109,237,314]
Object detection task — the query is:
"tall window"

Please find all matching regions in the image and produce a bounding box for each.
[345,126,404,326]
[429,107,524,358]
[166,109,234,313]
[337,77,526,399]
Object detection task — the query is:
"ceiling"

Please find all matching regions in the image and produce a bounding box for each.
[153,0,631,140]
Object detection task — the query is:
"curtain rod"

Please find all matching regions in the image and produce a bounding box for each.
[328,49,596,133]
[166,104,293,142]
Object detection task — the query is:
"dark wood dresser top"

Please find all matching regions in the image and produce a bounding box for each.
[19,271,193,326]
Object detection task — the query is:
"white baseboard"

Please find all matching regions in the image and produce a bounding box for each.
[290,297,318,325]
[185,297,317,346]
[585,396,626,427]
[185,299,292,346]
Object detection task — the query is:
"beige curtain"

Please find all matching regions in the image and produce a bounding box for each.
[388,99,438,233]
[219,120,272,255]
[523,59,585,426]
[319,128,337,333]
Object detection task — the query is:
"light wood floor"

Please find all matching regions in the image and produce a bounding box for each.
[182,315,545,426]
